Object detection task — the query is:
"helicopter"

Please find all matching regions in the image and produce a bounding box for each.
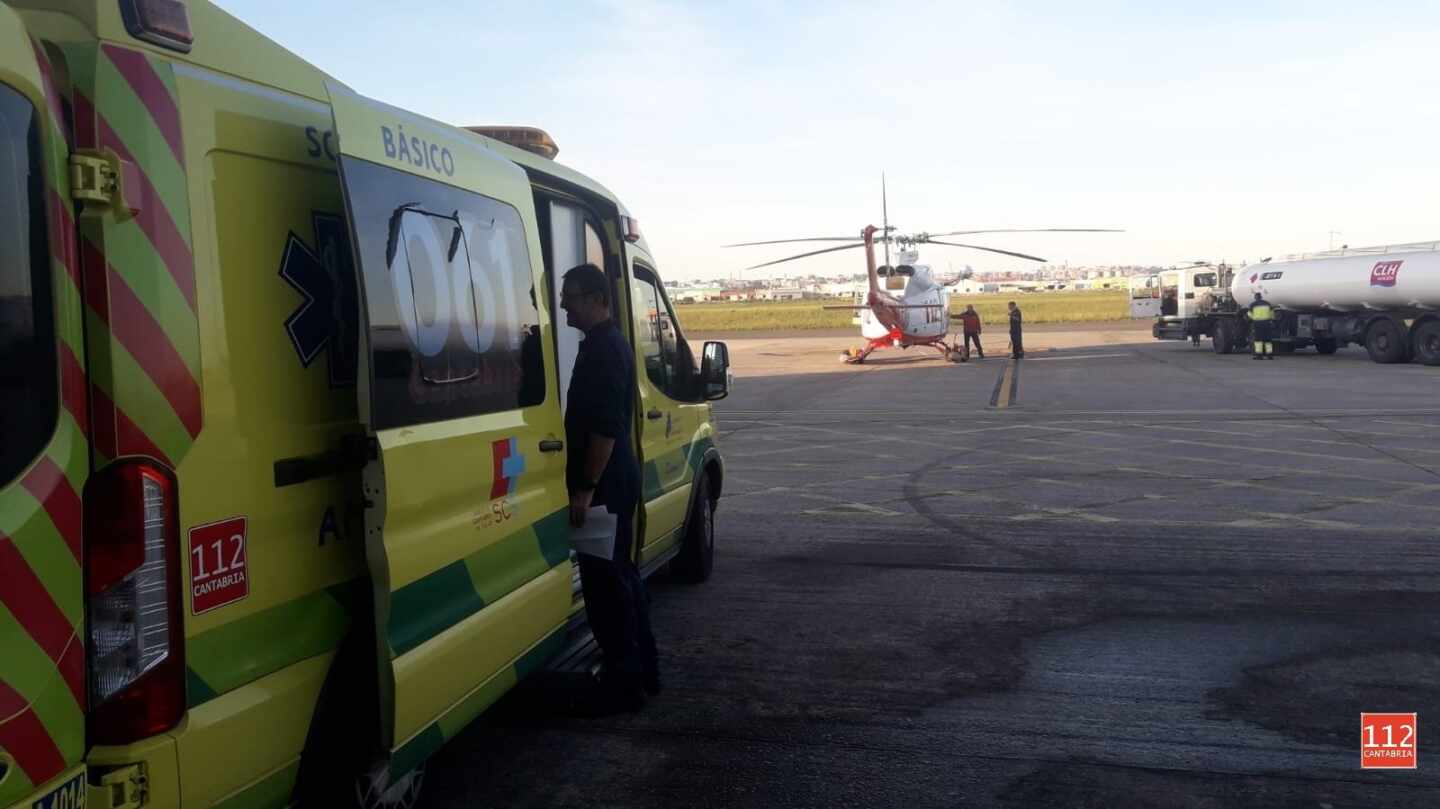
[725,186,1122,363]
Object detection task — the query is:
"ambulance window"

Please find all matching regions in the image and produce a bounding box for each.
[632,265,696,401]
[584,222,604,268]
[0,86,57,485]
[340,158,545,429]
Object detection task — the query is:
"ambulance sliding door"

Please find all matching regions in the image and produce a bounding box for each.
[326,83,572,759]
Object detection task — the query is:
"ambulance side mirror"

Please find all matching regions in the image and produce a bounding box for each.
[700,341,731,401]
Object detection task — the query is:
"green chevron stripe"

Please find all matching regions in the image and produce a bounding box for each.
[0,492,81,628]
[642,437,715,501]
[93,57,191,240]
[211,761,299,809]
[184,580,362,708]
[513,624,567,681]
[389,724,443,785]
[101,340,193,460]
[388,561,479,659]
[53,268,85,354]
[185,666,218,707]
[46,416,88,495]
[0,765,36,809]
[533,508,572,567]
[389,625,565,782]
[388,508,568,658]
[0,609,83,759]
[93,224,201,379]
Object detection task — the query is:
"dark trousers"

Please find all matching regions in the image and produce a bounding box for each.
[1010,326,1024,357]
[964,332,983,356]
[577,501,657,683]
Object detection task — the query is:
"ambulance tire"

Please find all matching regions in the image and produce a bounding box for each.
[673,473,716,583]
[294,614,424,809]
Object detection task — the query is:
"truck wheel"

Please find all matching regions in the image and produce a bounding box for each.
[1314,338,1338,355]
[1414,321,1440,366]
[1366,320,1408,364]
[672,473,715,583]
[1211,321,1233,354]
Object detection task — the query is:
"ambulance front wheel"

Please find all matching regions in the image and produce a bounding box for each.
[672,474,715,583]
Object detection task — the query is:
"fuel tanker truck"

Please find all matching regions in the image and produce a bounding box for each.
[1148,243,1440,366]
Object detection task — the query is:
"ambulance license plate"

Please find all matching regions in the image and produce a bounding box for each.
[32,771,85,809]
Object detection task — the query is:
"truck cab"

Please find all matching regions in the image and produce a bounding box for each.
[1141,265,1223,341]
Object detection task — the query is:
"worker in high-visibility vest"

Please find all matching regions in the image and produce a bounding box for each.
[1249,292,1276,360]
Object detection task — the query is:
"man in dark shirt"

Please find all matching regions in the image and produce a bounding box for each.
[560,263,658,713]
[1008,301,1025,359]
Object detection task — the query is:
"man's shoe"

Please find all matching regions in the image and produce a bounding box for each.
[643,670,662,697]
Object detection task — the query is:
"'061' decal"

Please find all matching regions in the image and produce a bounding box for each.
[189,517,250,614]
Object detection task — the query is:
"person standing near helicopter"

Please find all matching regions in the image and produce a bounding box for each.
[956,304,984,359]
[1008,301,1025,359]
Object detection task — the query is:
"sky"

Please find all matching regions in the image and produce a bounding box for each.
[220,0,1440,281]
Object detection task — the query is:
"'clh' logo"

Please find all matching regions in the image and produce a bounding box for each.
[491,438,526,499]
[1371,260,1402,287]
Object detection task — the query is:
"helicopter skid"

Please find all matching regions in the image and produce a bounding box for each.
[842,331,965,364]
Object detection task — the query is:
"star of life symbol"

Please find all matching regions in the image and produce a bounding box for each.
[280,212,359,387]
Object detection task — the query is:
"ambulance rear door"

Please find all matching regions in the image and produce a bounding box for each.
[0,10,88,807]
[325,83,572,763]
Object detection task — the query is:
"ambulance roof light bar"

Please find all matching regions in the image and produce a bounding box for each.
[120,0,194,53]
[466,127,560,160]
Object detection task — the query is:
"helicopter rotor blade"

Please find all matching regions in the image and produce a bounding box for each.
[741,241,869,271]
[925,240,1048,263]
[722,236,860,248]
[929,228,1124,238]
[882,173,891,267]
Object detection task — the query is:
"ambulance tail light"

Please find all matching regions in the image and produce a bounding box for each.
[120,0,194,53]
[84,459,186,745]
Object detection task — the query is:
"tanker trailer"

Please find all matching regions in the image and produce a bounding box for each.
[1203,243,1440,365]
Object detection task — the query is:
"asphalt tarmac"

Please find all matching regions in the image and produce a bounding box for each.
[418,335,1440,809]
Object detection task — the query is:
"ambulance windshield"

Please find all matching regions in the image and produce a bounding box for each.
[0,85,57,486]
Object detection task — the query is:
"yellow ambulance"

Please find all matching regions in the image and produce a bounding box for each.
[0,1,730,807]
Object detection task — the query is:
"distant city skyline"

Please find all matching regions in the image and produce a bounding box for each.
[222,0,1440,281]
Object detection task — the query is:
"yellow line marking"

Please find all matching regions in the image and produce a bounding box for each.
[996,361,1015,409]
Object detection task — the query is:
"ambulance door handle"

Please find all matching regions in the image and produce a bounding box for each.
[539,440,564,453]
[647,409,663,420]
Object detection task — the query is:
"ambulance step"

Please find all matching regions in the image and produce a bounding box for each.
[541,613,602,678]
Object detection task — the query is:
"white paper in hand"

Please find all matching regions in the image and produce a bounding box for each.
[570,507,617,560]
